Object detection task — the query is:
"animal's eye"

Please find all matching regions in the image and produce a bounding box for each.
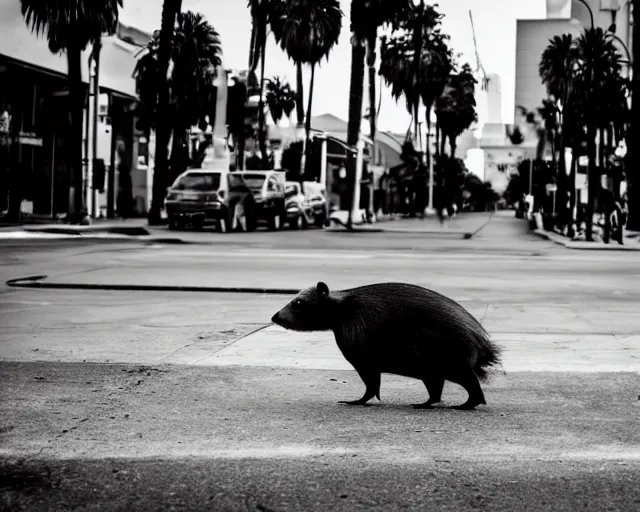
[293,299,303,308]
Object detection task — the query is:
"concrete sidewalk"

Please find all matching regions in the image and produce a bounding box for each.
[534,228,640,251]
[327,211,493,237]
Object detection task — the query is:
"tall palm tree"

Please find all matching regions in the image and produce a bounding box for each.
[277,0,343,175]
[147,0,182,225]
[379,4,451,162]
[539,33,578,224]
[248,0,278,168]
[346,0,413,189]
[575,27,622,241]
[268,0,305,127]
[21,0,122,222]
[537,99,559,167]
[434,63,478,158]
[265,77,296,126]
[134,11,222,184]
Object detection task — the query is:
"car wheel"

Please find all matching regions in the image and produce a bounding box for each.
[168,215,177,230]
[217,207,233,233]
[268,212,281,231]
[192,217,204,230]
[293,214,305,230]
[314,212,326,228]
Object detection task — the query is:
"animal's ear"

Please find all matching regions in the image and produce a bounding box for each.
[316,281,330,299]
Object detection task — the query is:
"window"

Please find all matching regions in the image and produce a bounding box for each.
[173,172,221,191]
[240,174,266,191]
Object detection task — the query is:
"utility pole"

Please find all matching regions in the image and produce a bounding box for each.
[91,36,101,219]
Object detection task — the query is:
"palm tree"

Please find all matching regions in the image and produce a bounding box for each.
[268,0,305,127]
[277,0,343,176]
[171,12,222,180]
[435,63,478,158]
[346,0,414,212]
[539,33,578,225]
[537,99,559,167]
[574,27,622,241]
[134,12,222,184]
[20,0,122,222]
[265,77,296,126]
[248,0,279,169]
[147,0,182,225]
[516,105,548,162]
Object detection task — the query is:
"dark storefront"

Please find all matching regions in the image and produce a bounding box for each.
[0,57,78,218]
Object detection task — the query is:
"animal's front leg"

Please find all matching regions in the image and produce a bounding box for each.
[338,367,381,406]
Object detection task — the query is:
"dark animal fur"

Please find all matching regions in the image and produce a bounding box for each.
[271,282,502,409]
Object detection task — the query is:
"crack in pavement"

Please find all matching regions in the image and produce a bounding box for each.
[189,324,272,365]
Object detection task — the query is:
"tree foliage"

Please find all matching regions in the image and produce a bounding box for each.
[265,77,296,126]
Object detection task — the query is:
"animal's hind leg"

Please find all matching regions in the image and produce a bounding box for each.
[447,367,487,410]
[339,368,381,406]
[412,374,445,409]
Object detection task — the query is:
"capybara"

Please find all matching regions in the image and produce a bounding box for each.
[271,282,502,410]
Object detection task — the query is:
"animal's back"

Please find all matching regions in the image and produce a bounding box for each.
[334,282,500,380]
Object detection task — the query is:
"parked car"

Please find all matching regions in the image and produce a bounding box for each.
[284,181,315,229]
[299,181,328,227]
[164,169,254,232]
[232,170,287,231]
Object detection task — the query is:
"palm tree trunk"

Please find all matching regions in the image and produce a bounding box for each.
[598,127,606,170]
[366,30,377,222]
[366,31,377,156]
[67,39,85,221]
[556,118,568,223]
[258,40,268,169]
[413,103,419,148]
[585,123,598,241]
[303,63,316,180]
[248,21,256,69]
[424,107,432,172]
[346,40,366,226]
[567,141,578,238]
[295,61,305,127]
[149,0,182,225]
[450,137,457,158]
[435,122,440,159]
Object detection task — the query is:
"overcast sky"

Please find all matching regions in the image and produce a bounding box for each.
[121,0,547,133]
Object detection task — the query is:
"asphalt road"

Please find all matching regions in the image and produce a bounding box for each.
[1,214,639,511]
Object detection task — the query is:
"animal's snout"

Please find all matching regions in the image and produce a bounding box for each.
[271,312,280,324]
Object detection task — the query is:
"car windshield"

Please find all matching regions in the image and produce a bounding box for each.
[285,184,299,198]
[173,172,221,191]
[240,174,266,191]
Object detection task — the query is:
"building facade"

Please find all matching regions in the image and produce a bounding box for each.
[0,0,151,220]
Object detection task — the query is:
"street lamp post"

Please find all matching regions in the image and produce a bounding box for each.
[576,0,595,28]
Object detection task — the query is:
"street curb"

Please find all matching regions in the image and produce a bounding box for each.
[23,225,151,236]
[0,232,190,245]
[533,229,640,251]
[5,275,301,295]
[325,213,494,239]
